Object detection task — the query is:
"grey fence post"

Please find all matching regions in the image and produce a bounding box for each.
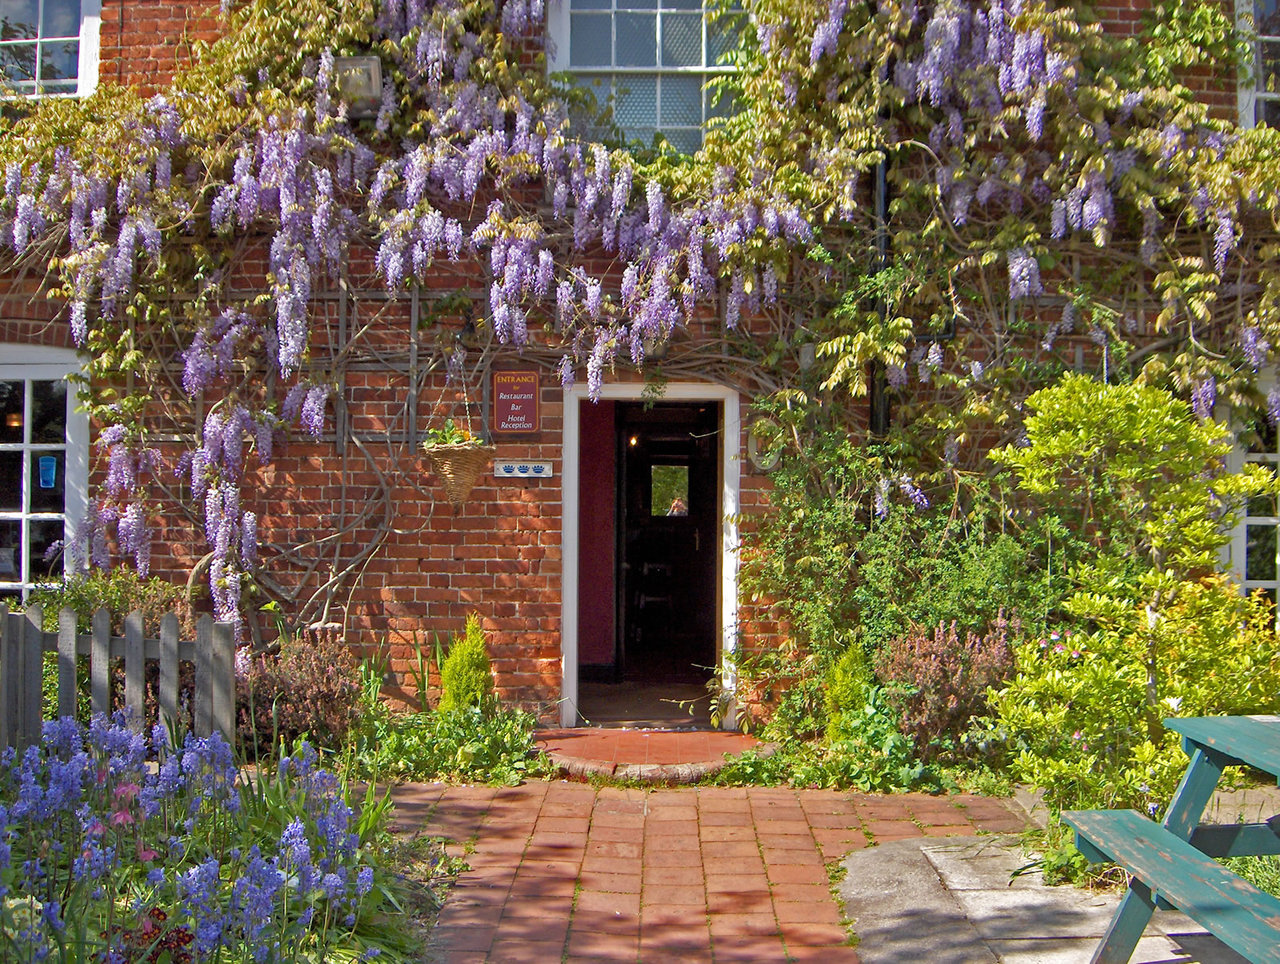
[18,605,44,750]
[124,611,145,730]
[195,615,213,737]
[159,612,180,742]
[57,607,77,721]
[91,608,111,717]
[211,621,235,745]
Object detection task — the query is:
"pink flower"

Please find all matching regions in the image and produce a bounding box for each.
[114,783,140,804]
[137,843,159,862]
[1054,644,1065,653]
[110,808,134,827]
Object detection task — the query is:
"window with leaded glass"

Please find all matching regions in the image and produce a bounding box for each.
[0,0,99,96]
[0,350,87,603]
[547,0,741,152]
[1229,415,1280,612]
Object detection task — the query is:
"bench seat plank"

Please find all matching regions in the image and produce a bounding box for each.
[1164,717,1280,777]
[1063,809,1280,964]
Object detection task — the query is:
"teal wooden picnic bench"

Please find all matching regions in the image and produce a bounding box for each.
[1063,716,1280,964]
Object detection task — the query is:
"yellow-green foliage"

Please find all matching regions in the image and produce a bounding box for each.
[437,614,494,713]
[824,642,871,741]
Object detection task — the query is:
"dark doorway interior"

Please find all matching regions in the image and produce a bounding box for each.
[576,399,721,727]
[617,400,719,683]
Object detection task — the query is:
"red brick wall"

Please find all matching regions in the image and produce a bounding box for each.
[99,0,223,94]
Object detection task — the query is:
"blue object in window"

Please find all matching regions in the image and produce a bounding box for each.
[38,455,56,489]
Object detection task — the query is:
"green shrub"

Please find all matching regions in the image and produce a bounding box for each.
[878,616,1016,762]
[717,686,942,792]
[357,705,543,785]
[28,568,194,724]
[29,567,193,636]
[990,578,1280,811]
[825,643,872,741]
[437,613,494,713]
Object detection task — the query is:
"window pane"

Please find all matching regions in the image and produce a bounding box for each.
[1247,523,1278,581]
[29,452,62,512]
[1259,96,1280,128]
[708,12,743,62]
[1247,418,1278,453]
[39,38,77,81]
[570,12,613,66]
[41,0,78,37]
[1260,0,1280,35]
[651,464,688,516]
[661,12,701,66]
[663,126,702,153]
[1261,41,1280,94]
[0,380,21,443]
[571,0,612,8]
[705,82,738,119]
[28,518,62,582]
[0,451,20,510]
[31,380,66,444]
[660,73,702,125]
[661,0,701,9]
[0,0,38,40]
[616,13,657,66]
[0,42,35,83]
[0,519,17,581]
[614,73,656,128]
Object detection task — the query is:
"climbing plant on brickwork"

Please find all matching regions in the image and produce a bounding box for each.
[0,0,1276,631]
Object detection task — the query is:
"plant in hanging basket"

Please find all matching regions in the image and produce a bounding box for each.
[423,418,495,508]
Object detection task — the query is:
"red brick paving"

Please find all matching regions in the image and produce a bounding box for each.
[392,781,1028,963]
[535,728,762,768]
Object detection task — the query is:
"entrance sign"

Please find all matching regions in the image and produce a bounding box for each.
[493,371,539,433]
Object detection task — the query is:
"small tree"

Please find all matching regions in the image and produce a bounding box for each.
[437,614,495,713]
[991,373,1273,738]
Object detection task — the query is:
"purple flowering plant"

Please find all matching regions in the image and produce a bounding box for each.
[0,714,400,961]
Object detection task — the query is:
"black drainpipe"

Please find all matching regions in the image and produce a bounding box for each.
[868,156,891,437]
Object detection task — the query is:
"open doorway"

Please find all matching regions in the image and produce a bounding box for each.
[575,398,722,727]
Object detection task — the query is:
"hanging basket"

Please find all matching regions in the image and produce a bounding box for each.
[426,441,495,508]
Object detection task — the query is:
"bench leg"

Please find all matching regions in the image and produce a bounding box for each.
[1092,881,1156,964]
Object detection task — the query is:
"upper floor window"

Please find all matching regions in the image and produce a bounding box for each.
[0,346,88,603]
[1245,0,1280,125]
[547,0,741,153]
[0,0,100,96]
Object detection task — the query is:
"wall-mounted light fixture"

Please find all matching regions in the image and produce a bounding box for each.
[4,412,20,430]
[334,56,383,119]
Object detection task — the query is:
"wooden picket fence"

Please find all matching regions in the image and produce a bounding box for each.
[0,604,236,751]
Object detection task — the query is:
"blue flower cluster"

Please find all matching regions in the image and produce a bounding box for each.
[0,715,388,962]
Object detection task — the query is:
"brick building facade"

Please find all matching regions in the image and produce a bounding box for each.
[0,0,1262,727]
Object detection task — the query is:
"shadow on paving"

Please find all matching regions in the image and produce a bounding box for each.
[390,781,1032,964]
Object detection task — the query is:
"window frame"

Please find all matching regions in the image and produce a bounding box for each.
[546,0,738,151]
[1241,0,1277,127]
[0,345,88,601]
[0,0,101,98]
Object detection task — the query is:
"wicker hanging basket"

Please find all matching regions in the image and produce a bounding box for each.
[426,441,495,508]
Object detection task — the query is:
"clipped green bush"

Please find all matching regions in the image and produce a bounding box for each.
[437,613,494,713]
[825,642,872,741]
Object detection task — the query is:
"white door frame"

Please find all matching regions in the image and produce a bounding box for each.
[560,382,741,727]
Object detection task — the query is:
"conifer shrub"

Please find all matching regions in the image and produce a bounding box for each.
[437,613,494,713]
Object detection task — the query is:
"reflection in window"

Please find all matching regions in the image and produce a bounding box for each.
[0,376,70,595]
[651,463,689,516]
[1237,412,1280,622]
[1254,0,1280,125]
[0,0,83,95]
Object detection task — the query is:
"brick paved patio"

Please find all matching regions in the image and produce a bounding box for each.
[391,782,1029,963]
